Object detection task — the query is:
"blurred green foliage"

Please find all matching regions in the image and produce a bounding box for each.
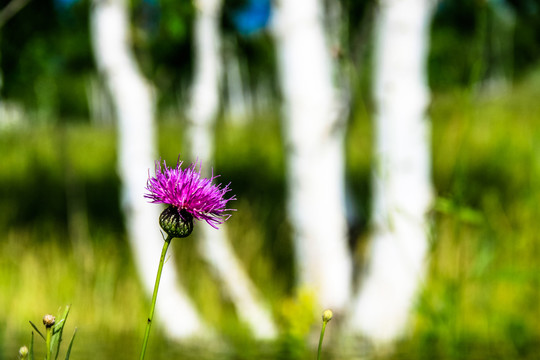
[1,68,540,358]
[2,0,540,118]
[1,0,540,358]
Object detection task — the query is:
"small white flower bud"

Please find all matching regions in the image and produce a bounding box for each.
[43,314,55,328]
[18,345,29,359]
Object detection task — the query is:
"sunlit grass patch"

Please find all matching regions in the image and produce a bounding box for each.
[0,227,146,337]
[416,72,540,355]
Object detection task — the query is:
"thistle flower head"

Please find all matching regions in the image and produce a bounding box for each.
[145,159,236,234]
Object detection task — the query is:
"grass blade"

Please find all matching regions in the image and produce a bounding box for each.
[52,305,71,360]
[28,321,45,341]
[64,328,77,360]
[28,332,34,360]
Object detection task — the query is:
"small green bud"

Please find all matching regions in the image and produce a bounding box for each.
[159,206,194,238]
[43,314,55,328]
[322,309,333,323]
[18,346,29,359]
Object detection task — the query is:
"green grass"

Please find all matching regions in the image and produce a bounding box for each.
[1,70,540,358]
[413,72,540,357]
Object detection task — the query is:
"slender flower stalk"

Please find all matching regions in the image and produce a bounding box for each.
[139,159,235,360]
[43,315,55,360]
[317,309,333,360]
[139,234,172,360]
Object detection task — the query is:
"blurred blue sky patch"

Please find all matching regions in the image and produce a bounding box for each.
[232,0,271,36]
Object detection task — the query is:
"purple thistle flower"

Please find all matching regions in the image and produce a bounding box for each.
[145,159,236,232]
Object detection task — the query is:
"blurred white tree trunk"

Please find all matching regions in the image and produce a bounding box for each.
[90,0,205,339]
[223,46,250,123]
[349,0,434,343]
[186,0,277,339]
[272,0,352,311]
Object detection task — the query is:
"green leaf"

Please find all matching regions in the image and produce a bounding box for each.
[434,196,484,225]
[52,306,71,360]
[64,328,77,360]
[28,322,45,341]
[52,319,65,335]
[29,332,34,360]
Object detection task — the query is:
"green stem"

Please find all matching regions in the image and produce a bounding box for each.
[45,326,52,360]
[139,235,173,360]
[317,320,328,360]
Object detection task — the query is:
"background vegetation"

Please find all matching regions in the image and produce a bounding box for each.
[1,0,539,358]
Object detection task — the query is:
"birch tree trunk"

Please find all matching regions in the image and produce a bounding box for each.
[349,0,434,343]
[186,0,277,339]
[272,0,352,312]
[90,0,205,338]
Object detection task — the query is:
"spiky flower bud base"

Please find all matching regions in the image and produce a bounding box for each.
[159,206,194,238]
